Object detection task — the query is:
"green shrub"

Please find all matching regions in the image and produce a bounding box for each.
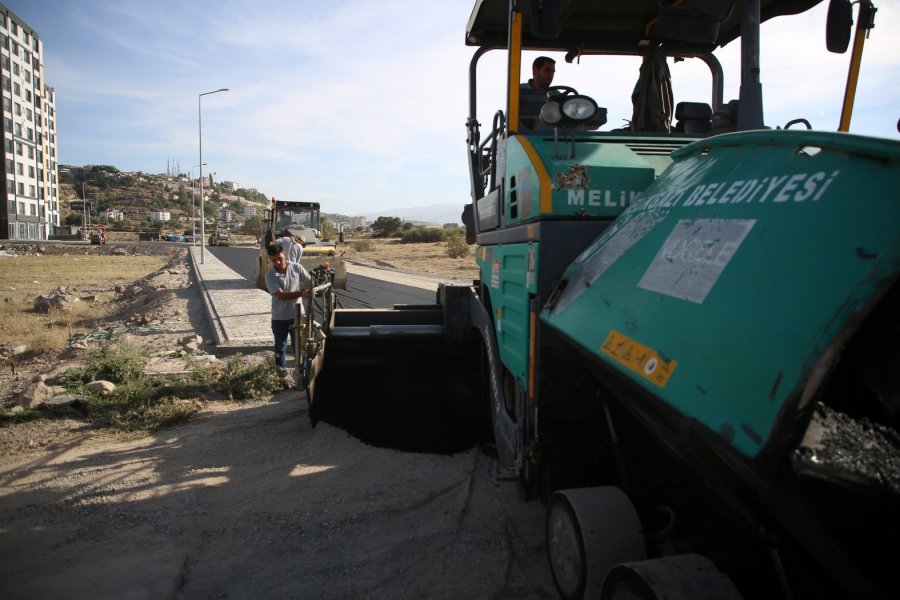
[446,232,469,258]
[219,354,285,400]
[65,337,148,385]
[351,239,373,252]
[400,228,445,243]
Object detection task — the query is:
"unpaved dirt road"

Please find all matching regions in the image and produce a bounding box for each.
[0,391,557,599]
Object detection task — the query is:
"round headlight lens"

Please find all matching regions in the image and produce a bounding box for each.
[540,101,562,125]
[561,96,597,121]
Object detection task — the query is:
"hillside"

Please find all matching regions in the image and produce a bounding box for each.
[57,165,466,234]
[57,166,268,234]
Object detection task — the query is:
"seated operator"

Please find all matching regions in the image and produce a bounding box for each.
[518,56,557,131]
[522,56,556,91]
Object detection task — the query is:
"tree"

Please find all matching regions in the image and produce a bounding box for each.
[371,216,403,238]
[242,212,263,242]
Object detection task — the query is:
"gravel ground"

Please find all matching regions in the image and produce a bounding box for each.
[0,397,557,599]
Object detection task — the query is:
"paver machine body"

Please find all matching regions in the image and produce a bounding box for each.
[254,197,348,291]
[309,1,899,597]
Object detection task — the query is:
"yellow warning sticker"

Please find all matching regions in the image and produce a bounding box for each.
[600,330,678,388]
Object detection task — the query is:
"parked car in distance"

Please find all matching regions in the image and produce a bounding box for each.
[90,229,107,245]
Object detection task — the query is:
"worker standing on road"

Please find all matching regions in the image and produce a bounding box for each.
[265,243,312,369]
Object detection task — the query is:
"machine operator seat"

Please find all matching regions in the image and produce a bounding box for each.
[674,101,712,134]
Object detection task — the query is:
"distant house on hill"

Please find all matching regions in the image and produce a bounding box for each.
[150,210,171,222]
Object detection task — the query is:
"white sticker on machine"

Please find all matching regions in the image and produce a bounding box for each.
[638,218,755,304]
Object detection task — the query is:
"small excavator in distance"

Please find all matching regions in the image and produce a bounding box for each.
[308,1,898,598]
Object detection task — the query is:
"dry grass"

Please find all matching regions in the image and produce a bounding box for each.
[0,255,167,353]
[342,237,480,280]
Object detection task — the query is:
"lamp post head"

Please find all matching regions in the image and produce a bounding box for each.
[200,88,229,97]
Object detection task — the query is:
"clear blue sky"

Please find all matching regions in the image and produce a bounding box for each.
[7,1,899,217]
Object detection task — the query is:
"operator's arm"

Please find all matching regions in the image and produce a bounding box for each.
[274,288,309,300]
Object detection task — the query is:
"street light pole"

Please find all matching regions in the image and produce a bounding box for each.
[198,87,228,264]
[191,163,206,247]
[81,181,88,239]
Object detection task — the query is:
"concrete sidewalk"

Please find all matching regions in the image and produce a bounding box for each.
[189,246,272,351]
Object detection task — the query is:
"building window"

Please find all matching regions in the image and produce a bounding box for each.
[15,141,22,156]
[27,146,33,158]
[3,118,10,133]
[5,137,12,152]
[13,82,20,97]
[16,162,23,175]
[28,165,34,177]
[17,183,24,195]
[30,202,36,215]
[29,185,35,198]
[18,201,25,213]
[5,158,12,172]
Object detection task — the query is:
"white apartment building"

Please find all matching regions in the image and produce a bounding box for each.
[0,3,59,240]
[100,208,124,221]
[150,209,171,222]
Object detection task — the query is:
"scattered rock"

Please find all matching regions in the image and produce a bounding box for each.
[33,288,81,313]
[180,334,203,346]
[19,378,54,408]
[86,380,116,395]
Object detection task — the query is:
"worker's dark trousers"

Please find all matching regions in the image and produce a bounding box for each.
[271,319,295,368]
